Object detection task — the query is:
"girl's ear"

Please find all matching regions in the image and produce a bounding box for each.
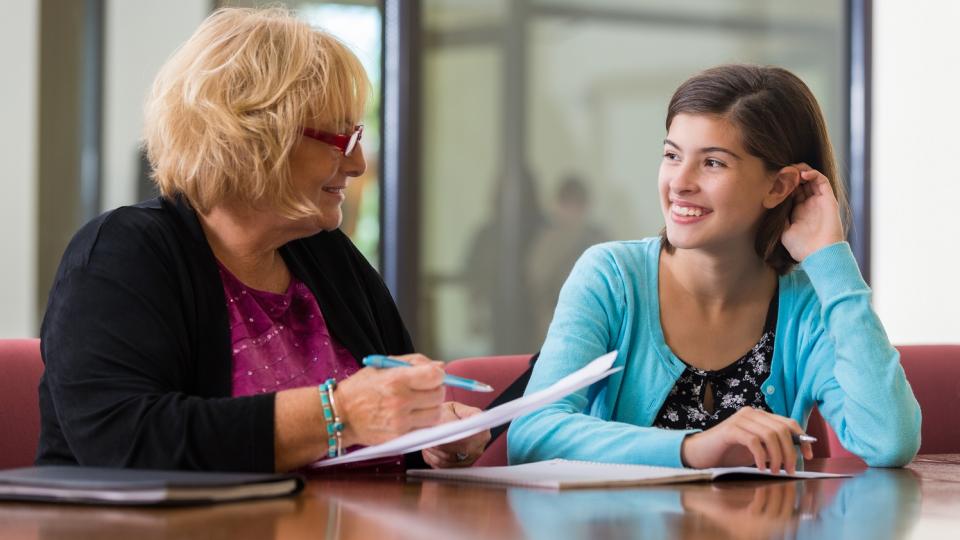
[763,166,801,209]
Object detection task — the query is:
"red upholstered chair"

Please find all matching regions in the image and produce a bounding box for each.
[897,344,960,454]
[807,344,960,458]
[444,354,535,467]
[0,338,43,469]
[806,407,854,459]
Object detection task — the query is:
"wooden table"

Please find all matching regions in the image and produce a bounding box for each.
[1,455,958,539]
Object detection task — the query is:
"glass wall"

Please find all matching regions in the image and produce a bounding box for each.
[418,0,847,359]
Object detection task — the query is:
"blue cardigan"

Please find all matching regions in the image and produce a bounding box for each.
[508,239,921,468]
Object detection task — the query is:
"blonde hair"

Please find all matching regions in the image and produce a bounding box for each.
[143,7,369,218]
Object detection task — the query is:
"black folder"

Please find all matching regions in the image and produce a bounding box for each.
[0,466,304,506]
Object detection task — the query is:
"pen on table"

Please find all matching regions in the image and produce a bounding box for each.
[792,434,818,445]
[362,355,495,393]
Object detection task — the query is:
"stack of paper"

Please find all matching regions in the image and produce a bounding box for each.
[312,351,620,468]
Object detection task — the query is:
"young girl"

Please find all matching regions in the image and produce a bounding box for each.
[508,64,920,472]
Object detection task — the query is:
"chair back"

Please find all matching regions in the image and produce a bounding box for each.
[807,344,960,458]
[445,354,534,466]
[0,338,43,469]
[900,344,960,454]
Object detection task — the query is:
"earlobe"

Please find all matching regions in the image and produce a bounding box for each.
[763,166,801,209]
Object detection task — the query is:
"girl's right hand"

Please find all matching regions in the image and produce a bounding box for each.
[680,407,814,475]
[335,354,446,447]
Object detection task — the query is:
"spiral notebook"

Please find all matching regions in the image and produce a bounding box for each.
[407,459,850,490]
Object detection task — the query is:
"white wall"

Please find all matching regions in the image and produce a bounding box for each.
[0,0,39,337]
[103,0,209,210]
[873,0,960,343]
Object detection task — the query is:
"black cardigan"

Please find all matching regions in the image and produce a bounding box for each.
[37,196,415,472]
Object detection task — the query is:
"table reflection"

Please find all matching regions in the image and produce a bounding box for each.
[0,496,298,540]
[507,467,921,540]
[303,476,525,540]
[0,463,926,540]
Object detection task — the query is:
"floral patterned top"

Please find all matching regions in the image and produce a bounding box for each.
[653,291,779,431]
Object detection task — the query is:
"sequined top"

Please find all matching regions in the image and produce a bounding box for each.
[653,292,778,431]
[218,262,360,398]
[219,263,406,473]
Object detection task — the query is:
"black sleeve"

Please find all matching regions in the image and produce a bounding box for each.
[39,212,275,472]
[344,236,415,355]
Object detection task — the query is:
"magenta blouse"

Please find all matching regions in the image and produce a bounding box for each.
[218,262,404,473]
[218,262,360,397]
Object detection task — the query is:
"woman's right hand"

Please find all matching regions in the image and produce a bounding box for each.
[335,354,447,447]
[680,408,814,475]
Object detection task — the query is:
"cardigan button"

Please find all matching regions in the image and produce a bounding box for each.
[765,385,776,395]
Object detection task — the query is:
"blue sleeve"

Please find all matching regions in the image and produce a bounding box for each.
[507,245,694,468]
[800,242,921,467]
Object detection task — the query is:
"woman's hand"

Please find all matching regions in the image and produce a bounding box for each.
[335,354,446,448]
[780,163,844,262]
[422,402,491,468]
[680,408,814,475]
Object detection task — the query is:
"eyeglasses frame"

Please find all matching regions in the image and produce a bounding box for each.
[301,124,364,156]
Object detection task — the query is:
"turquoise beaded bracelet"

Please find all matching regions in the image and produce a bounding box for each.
[319,378,343,458]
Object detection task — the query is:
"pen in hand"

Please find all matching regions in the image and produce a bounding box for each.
[792,434,818,445]
[362,355,495,393]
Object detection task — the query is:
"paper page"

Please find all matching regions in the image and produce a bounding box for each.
[408,460,852,489]
[312,351,620,468]
[707,467,851,480]
[407,459,708,489]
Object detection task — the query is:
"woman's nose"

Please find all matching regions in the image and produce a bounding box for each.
[341,144,366,177]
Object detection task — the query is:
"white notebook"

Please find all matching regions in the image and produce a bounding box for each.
[407,459,850,490]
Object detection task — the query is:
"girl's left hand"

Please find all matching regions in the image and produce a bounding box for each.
[780,163,845,262]
[421,402,491,468]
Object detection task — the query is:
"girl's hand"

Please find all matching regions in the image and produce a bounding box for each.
[780,163,844,262]
[680,407,814,475]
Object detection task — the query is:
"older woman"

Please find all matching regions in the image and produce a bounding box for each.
[37,7,488,473]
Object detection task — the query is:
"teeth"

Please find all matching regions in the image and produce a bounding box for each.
[672,204,704,217]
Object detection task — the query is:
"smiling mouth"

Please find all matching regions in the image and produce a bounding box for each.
[322,186,346,194]
[671,204,711,217]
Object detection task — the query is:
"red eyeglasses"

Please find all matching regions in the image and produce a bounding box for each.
[301,124,364,156]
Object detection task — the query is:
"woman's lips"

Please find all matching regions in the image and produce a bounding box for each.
[321,186,346,200]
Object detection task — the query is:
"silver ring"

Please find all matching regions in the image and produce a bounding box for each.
[455,452,469,462]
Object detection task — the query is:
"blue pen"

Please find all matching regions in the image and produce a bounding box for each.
[362,355,494,393]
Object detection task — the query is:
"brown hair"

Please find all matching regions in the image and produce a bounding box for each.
[143,7,369,218]
[661,64,849,275]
